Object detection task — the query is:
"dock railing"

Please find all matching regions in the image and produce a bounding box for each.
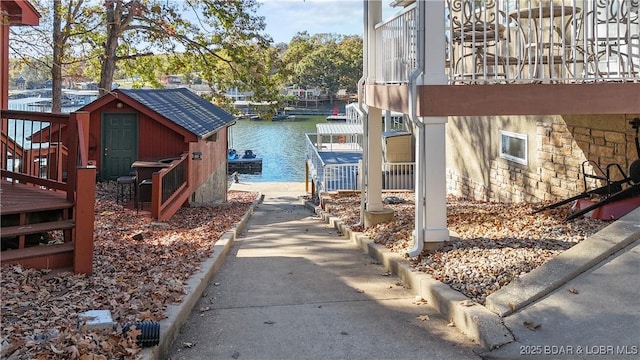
[305,132,416,192]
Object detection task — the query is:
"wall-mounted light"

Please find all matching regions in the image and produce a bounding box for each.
[116,102,124,108]
[192,151,203,160]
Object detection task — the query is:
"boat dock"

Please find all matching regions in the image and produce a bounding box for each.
[228,149,262,174]
[228,157,263,174]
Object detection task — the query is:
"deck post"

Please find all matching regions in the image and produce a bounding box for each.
[366,106,385,212]
[305,162,309,192]
[74,166,96,274]
[151,172,161,219]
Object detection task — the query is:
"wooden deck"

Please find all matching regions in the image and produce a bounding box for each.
[1,180,73,215]
[1,180,75,267]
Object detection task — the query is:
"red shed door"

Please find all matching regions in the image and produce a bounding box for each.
[101,113,138,180]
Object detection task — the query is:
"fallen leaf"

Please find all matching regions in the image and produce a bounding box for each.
[508,302,516,311]
[182,342,195,348]
[126,325,143,342]
[355,288,365,293]
[50,344,64,354]
[447,321,456,327]
[567,287,579,294]
[523,321,542,331]
[459,300,475,307]
[417,315,430,321]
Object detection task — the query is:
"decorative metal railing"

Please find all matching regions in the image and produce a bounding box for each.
[345,103,407,132]
[375,0,639,84]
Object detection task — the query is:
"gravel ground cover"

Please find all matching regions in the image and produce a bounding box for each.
[1,182,258,360]
[317,191,609,305]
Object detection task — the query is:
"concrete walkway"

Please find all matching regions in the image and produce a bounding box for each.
[166,182,482,360]
[141,181,639,360]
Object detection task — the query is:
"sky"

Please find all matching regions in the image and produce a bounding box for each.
[256,0,398,44]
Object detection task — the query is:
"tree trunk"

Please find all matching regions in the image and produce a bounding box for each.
[98,2,119,97]
[52,0,62,113]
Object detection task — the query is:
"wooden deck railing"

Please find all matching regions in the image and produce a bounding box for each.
[150,153,189,221]
[0,110,96,274]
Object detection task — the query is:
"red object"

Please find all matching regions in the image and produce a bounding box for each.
[333,107,339,115]
[575,196,640,220]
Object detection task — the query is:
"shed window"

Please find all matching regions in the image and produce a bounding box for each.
[206,132,218,142]
[500,131,527,165]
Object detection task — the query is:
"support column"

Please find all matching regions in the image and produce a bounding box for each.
[422,1,448,245]
[422,117,449,243]
[1,21,9,110]
[365,106,393,227]
[407,0,449,257]
[366,106,383,211]
[384,109,392,132]
[363,0,392,227]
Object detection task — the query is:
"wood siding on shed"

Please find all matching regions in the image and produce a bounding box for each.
[88,102,189,172]
[188,127,228,191]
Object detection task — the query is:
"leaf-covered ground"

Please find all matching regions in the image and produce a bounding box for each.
[1,182,258,360]
[318,191,609,304]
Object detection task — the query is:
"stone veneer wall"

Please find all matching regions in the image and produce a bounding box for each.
[189,164,228,205]
[447,116,636,203]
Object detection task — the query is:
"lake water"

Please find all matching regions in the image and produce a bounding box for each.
[229,115,326,182]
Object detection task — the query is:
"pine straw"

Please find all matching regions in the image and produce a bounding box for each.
[1,182,259,360]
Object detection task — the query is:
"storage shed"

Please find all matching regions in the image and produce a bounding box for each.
[31,88,236,219]
[382,131,413,162]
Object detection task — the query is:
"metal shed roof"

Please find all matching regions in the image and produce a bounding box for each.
[118,88,235,138]
[316,123,363,135]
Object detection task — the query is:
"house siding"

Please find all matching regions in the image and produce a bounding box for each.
[87,103,188,174]
[446,115,638,203]
[137,112,186,160]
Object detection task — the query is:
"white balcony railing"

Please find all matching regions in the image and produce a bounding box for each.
[305,133,415,192]
[375,0,639,84]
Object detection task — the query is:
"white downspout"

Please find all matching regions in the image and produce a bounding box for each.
[407,0,426,258]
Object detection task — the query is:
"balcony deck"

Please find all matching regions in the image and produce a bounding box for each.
[369,0,640,116]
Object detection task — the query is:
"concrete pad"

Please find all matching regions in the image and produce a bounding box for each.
[146,180,638,360]
[483,240,640,360]
[170,299,480,360]
[485,207,640,317]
